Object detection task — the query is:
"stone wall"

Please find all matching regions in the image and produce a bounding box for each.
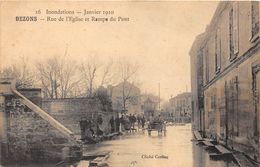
[42,98,117,135]
[18,88,42,107]
[5,96,80,163]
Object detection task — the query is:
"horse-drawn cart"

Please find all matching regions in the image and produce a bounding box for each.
[147,121,166,136]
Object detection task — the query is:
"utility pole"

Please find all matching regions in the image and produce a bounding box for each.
[158,83,160,111]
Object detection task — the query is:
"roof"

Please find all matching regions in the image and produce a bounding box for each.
[112,81,140,93]
[169,92,191,101]
[144,98,155,103]
[189,1,230,56]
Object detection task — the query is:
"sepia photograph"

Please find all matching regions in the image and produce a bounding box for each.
[0,1,260,167]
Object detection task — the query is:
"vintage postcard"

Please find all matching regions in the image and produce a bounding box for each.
[0,1,259,167]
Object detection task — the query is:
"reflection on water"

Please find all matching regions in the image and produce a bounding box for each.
[85,124,238,167]
[4,124,238,167]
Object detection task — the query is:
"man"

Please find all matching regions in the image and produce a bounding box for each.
[149,113,154,123]
[110,116,115,133]
[79,118,87,140]
[154,114,163,123]
[141,115,145,129]
[97,115,103,136]
[132,114,137,130]
[115,115,120,132]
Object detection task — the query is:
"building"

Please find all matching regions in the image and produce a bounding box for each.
[143,98,157,118]
[190,1,260,161]
[108,81,141,115]
[190,33,205,131]
[169,92,192,123]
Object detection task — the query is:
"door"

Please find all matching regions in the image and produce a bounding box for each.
[255,73,260,139]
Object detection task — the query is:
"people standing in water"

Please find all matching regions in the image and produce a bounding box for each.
[97,114,103,137]
[115,115,120,132]
[132,114,137,130]
[141,115,146,129]
[79,118,87,140]
[110,116,115,133]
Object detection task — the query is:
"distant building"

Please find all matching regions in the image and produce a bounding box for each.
[143,98,157,118]
[169,92,192,123]
[190,1,260,162]
[108,81,141,115]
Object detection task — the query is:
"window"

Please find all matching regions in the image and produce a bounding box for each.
[250,1,260,42]
[203,46,209,84]
[215,29,221,74]
[229,2,239,61]
[211,95,216,110]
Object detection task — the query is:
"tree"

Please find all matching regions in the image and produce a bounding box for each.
[0,56,35,88]
[57,56,81,98]
[35,57,59,99]
[100,58,114,87]
[115,59,140,112]
[80,56,114,97]
[35,56,80,99]
[93,86,112,112]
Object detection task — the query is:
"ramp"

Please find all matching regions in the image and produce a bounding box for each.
[193,130,203,141]
[10,81,75,141]
[233,152,256,167]
[202,140,215,148]
[209,145,232,159]
[215,145,231,155]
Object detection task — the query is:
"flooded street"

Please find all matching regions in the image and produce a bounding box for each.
[85,124,238,167]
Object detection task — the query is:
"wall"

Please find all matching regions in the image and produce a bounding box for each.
[42,98,116,134]
[4,95,80,163]
[192,1,260,161]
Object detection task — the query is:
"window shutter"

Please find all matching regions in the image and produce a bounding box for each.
[250,1,260,42]
[258,1,260,37]
[218,28,221,70]
[233,2,239,54]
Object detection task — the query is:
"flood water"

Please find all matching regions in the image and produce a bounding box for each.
[85,124,238,167]
[4,124,238,167]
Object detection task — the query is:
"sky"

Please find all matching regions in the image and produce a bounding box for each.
[0,1,218,100]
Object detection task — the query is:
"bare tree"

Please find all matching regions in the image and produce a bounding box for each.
[116,59,140,112]
[100,58,114,87]
[57,56,81,98]
[80,56,114,97]
[79,56,99,97]
[35,57,59,99]
[35,55,80,99]
[0,56,36,88]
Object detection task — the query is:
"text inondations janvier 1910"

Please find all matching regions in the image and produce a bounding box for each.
[15,9,130,23]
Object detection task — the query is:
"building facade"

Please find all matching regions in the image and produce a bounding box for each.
[169,92,192,123]
[108,81,141,115]
[143,98,157,119]
[190,1,260,161]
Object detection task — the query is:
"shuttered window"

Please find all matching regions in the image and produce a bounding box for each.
[229,2,239,61]
[215,29,221,74]
[250,1,260,42]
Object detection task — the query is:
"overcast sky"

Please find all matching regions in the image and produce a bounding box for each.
[0,1,218,100]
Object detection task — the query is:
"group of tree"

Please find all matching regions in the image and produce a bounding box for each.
[0,55,140,104]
